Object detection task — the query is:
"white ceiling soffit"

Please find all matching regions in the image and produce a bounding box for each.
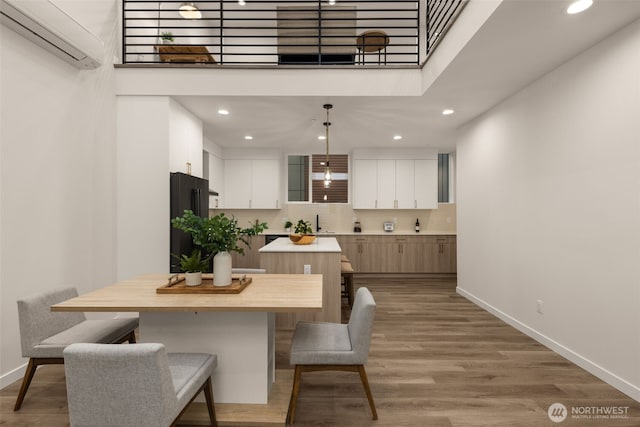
[175,0,640,152]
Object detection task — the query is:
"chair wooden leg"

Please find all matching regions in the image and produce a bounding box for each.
[203,377,217,427]
[115,329,137,344]
[346,274,355,308]
[287,365,303,424]
[14,358,37,411]
[14,357,62,411]
[358,365,378,420]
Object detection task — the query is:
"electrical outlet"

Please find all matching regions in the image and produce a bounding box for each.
[536,299,544,314]
[303,264,311,274]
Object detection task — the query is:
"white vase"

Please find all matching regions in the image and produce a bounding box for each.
[213,251,232,286]
[185,272,202,286]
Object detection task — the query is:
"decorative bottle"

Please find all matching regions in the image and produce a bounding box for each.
[415,218,420,233]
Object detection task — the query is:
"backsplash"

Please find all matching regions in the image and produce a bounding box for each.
[212,204,456,234]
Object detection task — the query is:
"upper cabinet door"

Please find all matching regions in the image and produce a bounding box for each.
[251,159,280,209]
[395,159,415,209]
[376,160,396,209]
[223,159,251,208]
[353,159,378,209]
[222,158,281,209]
[414,159,438,209]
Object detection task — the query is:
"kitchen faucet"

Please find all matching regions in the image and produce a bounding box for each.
[316,214,321,233]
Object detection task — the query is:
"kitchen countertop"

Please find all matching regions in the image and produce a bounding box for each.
[264,231,456,236]
[259,236,342,253]
[318,231,456,236]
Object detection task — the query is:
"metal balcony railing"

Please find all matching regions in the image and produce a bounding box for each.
[122,0,465,67]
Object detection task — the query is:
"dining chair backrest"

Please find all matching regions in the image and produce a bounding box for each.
[17,287,86,357]
[346,287,376,364]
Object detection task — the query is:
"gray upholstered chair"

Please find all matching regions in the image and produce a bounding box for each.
[287,286,377,424]
[64,343,217,427]
[14,286,138,411]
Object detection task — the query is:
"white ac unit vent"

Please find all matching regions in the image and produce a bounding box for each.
[0,0,103,69]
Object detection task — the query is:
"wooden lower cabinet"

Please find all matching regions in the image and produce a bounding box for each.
[336,234,456,274]
[230,235,265,269]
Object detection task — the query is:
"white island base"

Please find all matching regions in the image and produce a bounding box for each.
[140,311,275,404]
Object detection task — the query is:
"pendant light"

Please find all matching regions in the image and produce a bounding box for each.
[323,104,333,188]
[179,2,202,19]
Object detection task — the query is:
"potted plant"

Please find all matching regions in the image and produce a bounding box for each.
[174,249,209,286]
[289,219,316,245]
[284,220,293,233]
[172,210,268,286]
[160,32,174,44]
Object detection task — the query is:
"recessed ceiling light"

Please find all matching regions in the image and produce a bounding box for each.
[238,0,246,5]
[244,135,253,140]
[393,135,403,140]
[442,109,455,115]
[318,135,326,140]
[217,109,229,115]
[567,0,593,14]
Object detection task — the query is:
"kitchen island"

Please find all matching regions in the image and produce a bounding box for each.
[51,273,322,405]
[259,237,341,329]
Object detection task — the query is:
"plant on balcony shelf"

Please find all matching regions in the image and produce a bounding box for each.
[171,210,268,286]
[160,32,174,44]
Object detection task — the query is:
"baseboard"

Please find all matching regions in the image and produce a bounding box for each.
[354,272,457,281]
[457,286,640,403]
[0,362,26,390]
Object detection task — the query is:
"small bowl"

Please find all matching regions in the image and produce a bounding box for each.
[289,234,316,245]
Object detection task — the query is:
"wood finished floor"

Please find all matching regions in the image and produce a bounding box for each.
[1,277,638,426]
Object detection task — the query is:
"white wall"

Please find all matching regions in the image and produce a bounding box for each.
[0,3,119,386]
[116,97,171,280]
[116,96,203,280]
[456,19,640,400]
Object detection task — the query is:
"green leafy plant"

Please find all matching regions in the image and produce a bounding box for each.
[160,32,174,42]
[293,219,313,235]
[171,210,268,258]
[284,221,293,230]
[174,249,209,273]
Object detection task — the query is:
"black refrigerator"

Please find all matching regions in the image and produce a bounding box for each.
[170,172,209,273]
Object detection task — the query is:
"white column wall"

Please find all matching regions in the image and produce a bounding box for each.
[116,97,171,280]
[456,19,640,400]
[116,95,204,282]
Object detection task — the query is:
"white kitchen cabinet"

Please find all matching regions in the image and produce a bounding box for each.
[223,159,280,209]
[251,159,280,209]
[395,159,416,208]
[208,152,224,209]
[353,157,437,209]
[414,159,438,209]
[353,159,378,209]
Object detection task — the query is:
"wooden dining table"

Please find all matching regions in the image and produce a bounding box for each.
[52,273,323,404]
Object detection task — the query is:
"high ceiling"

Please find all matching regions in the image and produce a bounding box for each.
[175,0,640,153]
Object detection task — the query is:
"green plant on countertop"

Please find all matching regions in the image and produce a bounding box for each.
[160,32,174,42]
[284,221,293,230]
[174,249,209,273]
[293,219,314,235]
[171,210,268,258]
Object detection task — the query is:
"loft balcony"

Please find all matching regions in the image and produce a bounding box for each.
[122,0,466,67]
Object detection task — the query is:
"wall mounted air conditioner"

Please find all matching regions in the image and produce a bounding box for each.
[0,0,103,69]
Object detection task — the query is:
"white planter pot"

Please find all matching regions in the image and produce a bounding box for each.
[213,251,232,286]
[185,272,202,287]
